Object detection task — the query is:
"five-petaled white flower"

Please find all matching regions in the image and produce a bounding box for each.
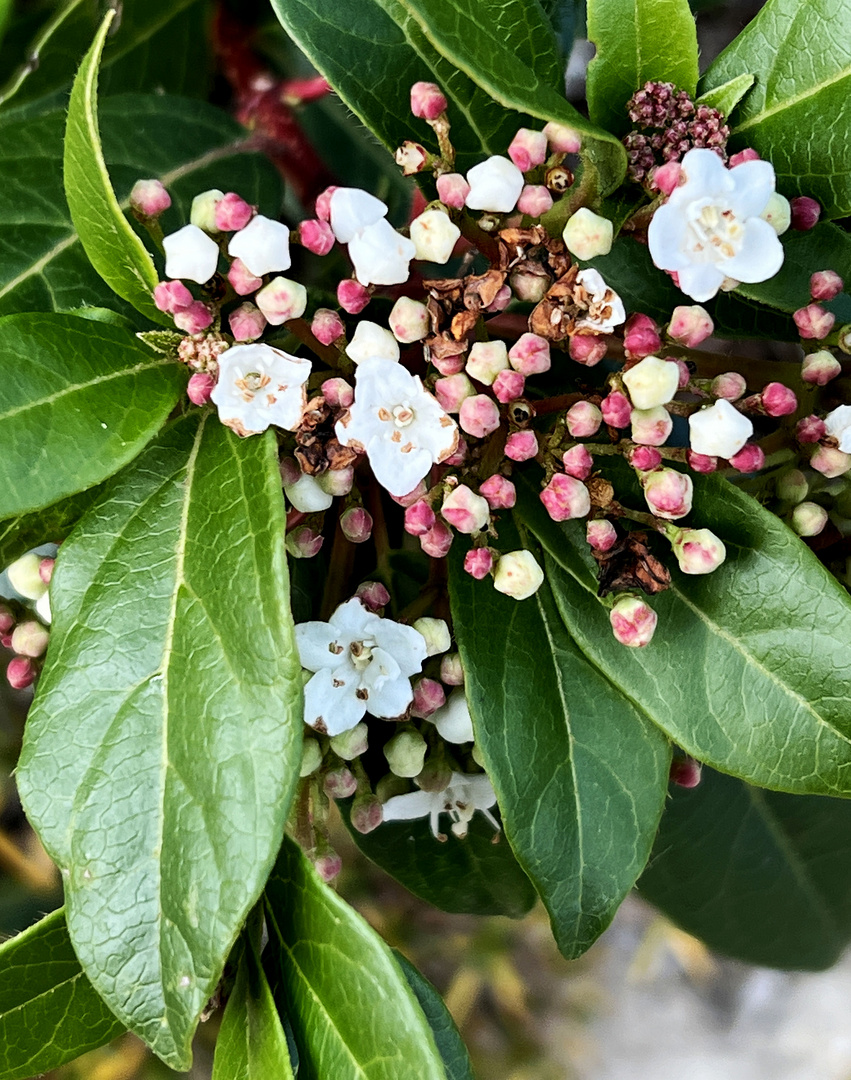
[210,342,311,436]
[825,405,851,452]
[648,148,784,302]
[335,357,459,497]
[382,771,499,839]
[296,598,427,736]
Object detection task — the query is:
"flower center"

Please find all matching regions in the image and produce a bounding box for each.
[234,369,271,401]
[686,199,743,261]
[349,638,376,670]
[392,404,415,427]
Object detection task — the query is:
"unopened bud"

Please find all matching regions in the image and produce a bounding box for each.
[340,506,373,544]
[330,722,369,760]
[459,394,500,438]
[811,446,851,478]
[730,148,760,167]
[540,473,591,521]
[395,141,429,176]
[622,355,679,410]
[286,525,324,559]
[509,264,551,303]
[440,651,464,685]
[729,443,765,473]
[317,466,354,497]
[508,127,548,171]
[566,400,602,438]
[562,444,594,480]
[609,595,657,647]
[431,687,474,743]
[543,121,581,154]
[129,178,171,217]
[420,520,454,558]
[410,80,447,120]
[465,156,524,213]
[190,188,224,232]
[802,350,841,386]
[777,469,808,503]
[300,737,324,777]
[442,486,490,533]
[687,450,717,474]
[350,793,383,834]
[154,279,193,314]
[711,371,747,401]
[761,382,798,417]
[650,160,683,194]
[345,320,400,365]
[492,549,544,600]
[760,192,791,235]
[810,270,844,302]
[337,279,371,314]
[405,500,437,537]
[435,373,475,414]
[504,430,538,461]
[313,847,343,883]
[436,172,470,209]
[668,305,713,348]
[298,218,335,256]
[479,474,516,509]
[376,773,410,802]
[794,303,835,340]
[285,472,334,513]
[670,757,702,788]
[256,276,307,324]
[629,445,662,471]
[312,309,345,347]
[791,501,829,537]
[642,468,693,520]
[173,301,213,335]
[227,257,263,297]
[601,391,632,428]
[464,548,494,579]
[411,677,446,718]
[623,313,662,359]
[569,334,609,366]
[669,527,726,574]
[215,192,254,232]
[10,620,48,658]
[324,765,358,799]
[385,728,428,778]
[586,519,617,551]
[562,208,613,260]
[39,557,54,585]
[517,184,554,217]
[6,655,36,689]
[796,414,827,443]
[630,406,673,447]
[492,369,526,403]
[7,553,47,600]
[415,754,454,793]
[433,353,466,376]
[186,371,215,406]
[391,480,428,508]
[410,209,461,264]
[508,333,550,376]
[355,581,391,611]
[0,603,14,635]
[320,376,354,408]
[389,297,429,343]
[413,617,452,657]
[466,340,509,386]
[790,195,821,231]
[229,302,266,342]
[314,185,338,222]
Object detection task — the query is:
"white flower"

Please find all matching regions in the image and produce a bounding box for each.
[573,268,625,332]
[382,771,498,839]
[345,320,400,364]
[689,398,753,458]
[465,156,524,213]
[285,473,334,513]
[648,148,784,302]
[296,597,427,735]
[227,215,291,277]
[163,224,219,283]
[429,688,474,744]
[622,355,679,410]
[210,343,311,436]
[335,357,459,497]
[348,218,416,286]
[409,209,461,263]
[825,405,851,452]
[329,187,388,243]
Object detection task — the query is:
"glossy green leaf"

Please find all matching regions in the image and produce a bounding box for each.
[64,12,163,323]
[390,0,627,195]
[0,908,124,1080]
[343,800,536,918]
[639,768,851,970]
[695,72,754,119]
[0,312,185,518]
[586,0,698,136]
[0,94,283,319]
[264,835,447,1080]
[449,521,670,959]
[515,468,851,797]
[17,414,304,1069]
[0,484,104,568]
[393,952,474,1080]
[700,0,851,217]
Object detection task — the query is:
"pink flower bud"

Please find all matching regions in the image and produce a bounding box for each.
[287,525,324,559]
[562,444,593,480]
[404,500,436,536]
[154,280,193,313]
[670,527,726,574]
[569,334,609,366]
[309,310,343,349]
[466,340,509,385]
[337,278,371,314]
[411,677,446,718]
[791,501,829,537]
[797,414,827,443]
[790,196,821,231]
[601,391,631,428]
[729,443,765,473]
[687,450,718,473]
[508,128,548,172]
[319,377,353,409]
[486,285,512,313]
[173,301,213,334]
[227,257,263,297]
[675,360,690,389]
[493,369,525,403]
[280,456,301,486]
[670,758,702,788]
[0,604,14,635]
[761,382,798,417]
[610,595,657,648]
[11,620,48,658]
[442,485,490,533]
[256,276,307,324]
[355,580,391,611]
[410,80,447,119]
[459,394,501,438]
[629,446,662,471]
[650,160,683,195]
[314,185,338,222]
[586,519,617,552]
[504,430,538,461]
[630,406,673,447]
[324,766,358,799]
[543,121,581,154]
[420,520,454,557]
[440,652,464,685]
[299,218,335,256]
[228,302,266,341]
[811,446,851,478]
[810,270,843,301]
[729,148,760,167]
[130,178,171,217]
[314,850,343,882]
[540,473,591,521]
[711,371,747,401]
[642,468,693,520]
[187,371,216,405]
[668,304,713,348]
[391,480,429,507]
[215,192,254,232]
[794,303,835,340]
[350,794,383,834]
[436,172,471,209]
[508,332,550,376]
[433,353,466,376]
[517,184,553,217]
[317,467,354,498]
[340,506,373,543]
[464,548,494,579]
[435,373,475,413]
[389,296,429,343]
[479,474,516,509]
[395,141,429,176]
[623,313,662,359]
[6,655,36,689]
[802,350,842,386]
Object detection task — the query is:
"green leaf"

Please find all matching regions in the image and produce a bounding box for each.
[0,485,105,569]
[64,11,163,323]
[0,312,185,518]
[389,0,627,195]
[515,467,851,797]
[700,0,851,218]
[17,414,304,1069]
[586,0,699,136]
[213,939,296,1080]
[449,521,670,958]
[639,768,851,970]
[393,952,474,1080]
[695,72,754,119]
[264,835,448,1080]
[0,908,124,1080]
[342,800,536,918]
[0,94,283,319]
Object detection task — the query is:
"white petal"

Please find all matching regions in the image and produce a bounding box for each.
[163,224,220,283]
[688,398,753,458]
[728,160,776,219]
[303,667,366,735]
[285,473,334,512]
[295,620,340,671]
[673,149,734,205]
[366,438,434,498]
[721,218,784,283]
[364,662,414,719]
[227,215,292,277]
[465,773,497,810]
[826,405,851,452]
[348,218,415,286]
[329,187,388,243]
[374,620,429,676]
[647,203,692,272]
[329,597,375,637]
[345,321,400,364]
[432,689,474,743]
[677,262,727,302]
[382,789,440,822]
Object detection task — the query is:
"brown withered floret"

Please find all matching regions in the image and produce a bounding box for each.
[530,265,619,342]
[294,394,358,475]
[593,530,671,597]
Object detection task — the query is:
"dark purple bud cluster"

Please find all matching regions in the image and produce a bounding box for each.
[624,82,730,183]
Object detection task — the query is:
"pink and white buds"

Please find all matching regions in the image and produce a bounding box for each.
[420,520,454,558]
[130,178,171,217]
[286,525,325,559]
[504,429,538,461]
[228,302,266,341]
[389,296,429,342]
[622,355,679,409]
[442,485,490,533]
[432,353,465,376]
[492,550,544,600]
[566,400,602,438]
[466,340,509,385]
[464,548,495,579]
[517,185,553,217]
[728,443,765,473]
[686,450,717,473]
[601,391,632,428]
[355,580,390,611]
[436,172,471,209]
[215,192,254,232]
[508,333,551,376]
[345,320,399,364]
[493,369,526,403]
[331,722,369,760]
[609,595,657,647]
[298,218,335,256]
[540,473,591,521]
[670,757,702,788]
[154,279,193,314]
[337,279,371,314]
[320,376,353,408]
[479,474,516,509]
[435,373,475,413]
[790,195,821,231]
[630,406,673,447]
[562,208,614,260]
[562,444,593,480]
[797,415,827,443]
[11,620,48,658]
[569,334,609,366]
[312,309,345,347]
[791,501,829,537]
[811,270,844,301]
[314,185,337,223]
[668,305,714,348]
[7,554,47,600]
[465,156,525,213]
[6,656,36,690]
[314,849,343,883]
[710,371,747,401]
[404,500,436,536]
[324,766,358,799]
[340,506,373,544]
[811,446,851,478]
[228,215,291,276]
[173,301,213,334]
[629,445,662,471]
[410,80,448,120]
[187,371,215,405]
[227,257,263,296]
[459,394,501,438]
[586,519,617,552]
[440,652,464,685]
[413,616,452,656]
[317,467,354,498]
[508,128,548,172]
[761,382,798,417]
[411,677,446,718]
[642,467,693,520]
[410,209,461,263]
[396,141,429,176]
[650,160,683,195]
[729,148,760,167]
[543,121,581,154]
[670,527,726,574]
[285,472,334,513]
[163,224,219,283]
[794,303,835,340]
[760,192,791,235]
[623,314,662,359]
[689,399,753,458]
[190,188,224,232]
[802,350,842,386]
[255,276,307,324]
